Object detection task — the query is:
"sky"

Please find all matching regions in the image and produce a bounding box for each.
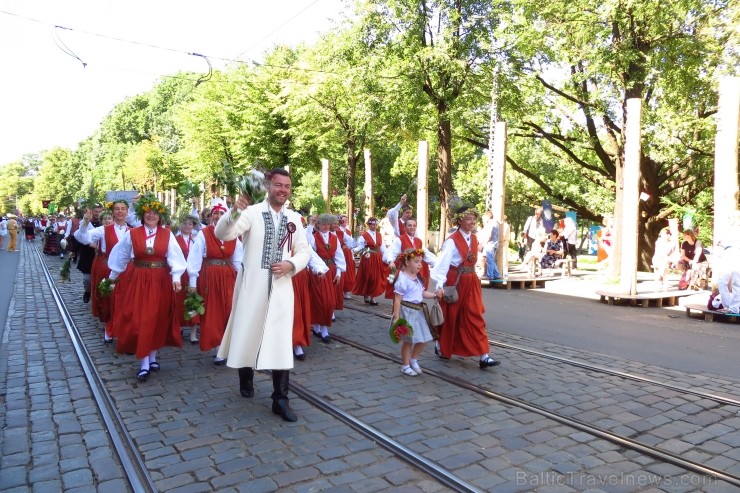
[0,0,346,166]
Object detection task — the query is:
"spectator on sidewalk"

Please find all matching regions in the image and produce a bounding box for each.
[522,207,543,251]
[651,228,678,288]
[560,216,578,268]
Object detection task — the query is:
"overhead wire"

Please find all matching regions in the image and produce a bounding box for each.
[0,7,404,81]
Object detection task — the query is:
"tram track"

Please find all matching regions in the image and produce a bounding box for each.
[35,245,156,493]
[343,302,740,488]
[36,250,484,492]
[35,242,740,491]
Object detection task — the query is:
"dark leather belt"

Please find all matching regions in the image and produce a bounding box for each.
[322,258,335,266]
[134,260,166,268]
[451,266,475,275]
[401,301,423,310]
[205,259,231,266]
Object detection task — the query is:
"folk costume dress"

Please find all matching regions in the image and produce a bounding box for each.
[175,231,199,327]
[335,227,356,294]
[307,230,346,326]
[107,226,187,358]
[292,249,329,348]
[430,230,490,358]
[214,200,310,370]
[43,222,59,255]
[384,234,437,298]
[186,225,242,351]
[352,230,388,298]
[75,222,130,324]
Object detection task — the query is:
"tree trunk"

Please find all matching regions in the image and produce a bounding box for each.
[437,105,453,244]
[346,140,358,237]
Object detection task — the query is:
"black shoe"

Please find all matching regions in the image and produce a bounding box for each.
[294,352,306,361]
[83,292,91,303]
[368,300,378,306]
[479,357,501,369]
[434,346,450,359]
[272,400,297,422]
[190,339,199,345]
[136,369,150,382]
[149,362,160,372]
[312,330,322,338]
[214,358,226,366]
[321,335,332,343]
[239,368,254,398]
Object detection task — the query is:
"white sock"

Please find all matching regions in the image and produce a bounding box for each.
[320,326,330,338]
[190,326,199,341]
[312,324,321,334]
[139,356,150,371]
[479,354,490,361]
[294,346,304,356]
[410,358,419,367]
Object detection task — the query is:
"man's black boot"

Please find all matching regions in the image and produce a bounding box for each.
[238,367,254,398]
[271,370,297,422]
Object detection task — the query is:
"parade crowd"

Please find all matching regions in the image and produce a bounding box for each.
[5,169,503,423]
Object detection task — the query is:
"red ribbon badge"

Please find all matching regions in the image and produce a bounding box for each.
[279,222,297,251]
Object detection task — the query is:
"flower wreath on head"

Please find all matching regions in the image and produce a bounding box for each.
[106,199,129,210]
[397,248,425,262]
[133,193,170,224]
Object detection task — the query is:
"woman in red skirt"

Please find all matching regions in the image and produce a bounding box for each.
[186,200,242,365]
[107,194,187,383]
[174,214,201,345]
[307,214,345,343]
[352,217,388,305]
[75,201,131,342]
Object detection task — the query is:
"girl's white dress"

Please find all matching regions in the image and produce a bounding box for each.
[393,272,434,344]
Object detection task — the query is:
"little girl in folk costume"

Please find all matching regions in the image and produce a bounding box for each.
[391,248,442,376]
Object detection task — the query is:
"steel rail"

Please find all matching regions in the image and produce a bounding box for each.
[490,339,740,408]
[288,378,484,493]
[333,325,740,488]
[36,247,157,493]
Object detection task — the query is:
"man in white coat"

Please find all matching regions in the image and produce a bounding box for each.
[215,168,310,422]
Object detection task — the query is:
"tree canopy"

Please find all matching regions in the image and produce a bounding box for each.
[1,0,737,266]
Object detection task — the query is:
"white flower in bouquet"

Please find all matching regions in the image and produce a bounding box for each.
[237,169,267,204]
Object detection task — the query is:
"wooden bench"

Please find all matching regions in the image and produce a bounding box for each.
[596,289,693,308]
[551,258,575,277]
[488,276,549,289]
[684,303,740,323]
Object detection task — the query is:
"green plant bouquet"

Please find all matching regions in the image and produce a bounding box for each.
[60,258,71,282]
[218,163,267,219]
[389,318,413,344]
[98,278,115,298]
[184,291,205,320]
[177,180,202,201]
[386,264,397,284]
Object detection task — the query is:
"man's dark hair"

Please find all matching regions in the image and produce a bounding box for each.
[266,168,290,181]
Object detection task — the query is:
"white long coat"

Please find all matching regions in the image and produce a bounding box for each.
[215,201,310,369]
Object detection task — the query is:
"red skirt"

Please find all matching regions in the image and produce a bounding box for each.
[438,271,489,358]
[309,265,336,326]
[341,247,356,293]
[292,269,312,347]
[175,271,200,327]
[91,255,111,322]
[111,265,181,359]
[352,252,387,298]
[197,263,237,351]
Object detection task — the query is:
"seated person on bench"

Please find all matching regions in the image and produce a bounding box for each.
[520,228,546,275]
[716,243,740,314]
[651,227,678,288]
[540,229,563,271]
